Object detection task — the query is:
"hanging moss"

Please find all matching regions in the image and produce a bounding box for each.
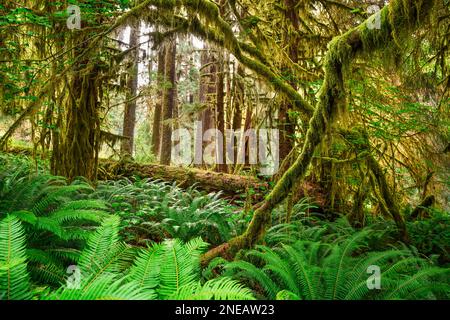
[52,61,101,182]
[139,1,315,122]
[202,0,437,262]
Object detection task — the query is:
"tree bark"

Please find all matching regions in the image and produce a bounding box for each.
[121,21,140,156]
[215,51,227,172]
[198,48,216,167]
[278,102,295,161]
[367,154,409,242]
[51,31,102,181]
[231,64,244,168]
[160,38,177,165]
[278,0,301,161]
[151,46,166,158]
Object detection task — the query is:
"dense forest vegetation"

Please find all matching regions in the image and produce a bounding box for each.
[0,0,449,301]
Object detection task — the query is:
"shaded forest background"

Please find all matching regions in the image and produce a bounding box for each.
[0,0,449,300]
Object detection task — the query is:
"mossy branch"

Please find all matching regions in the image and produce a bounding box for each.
[139,1,315,121]
[202,0,437,263]
[0,0,156,149]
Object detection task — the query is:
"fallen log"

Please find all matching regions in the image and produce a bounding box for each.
[98,159,269,201]
[2,145,269,200]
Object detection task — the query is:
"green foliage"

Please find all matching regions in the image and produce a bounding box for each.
[406,209,450,264]
[171,277,254,300]
[78,215,134,285]
[0,0,448,303]
[265,198,324,246]
[0,216,32,300]
[93,178,243,245]
[0,153,448,301]
[126,236,253,300]
[0,154,109,286]
[44,215,154,300]
[0,214,253,300]
[42,275,154,300]
[220,226,450,300]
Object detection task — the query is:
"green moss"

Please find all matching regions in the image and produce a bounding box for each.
[222,0,436,254]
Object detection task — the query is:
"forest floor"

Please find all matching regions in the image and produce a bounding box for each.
[0,151,449,300]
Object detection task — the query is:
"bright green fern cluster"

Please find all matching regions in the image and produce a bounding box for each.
[93,178,244,245]
[219,228,450,300]
[0,156,110,287]
[0,215,254,300]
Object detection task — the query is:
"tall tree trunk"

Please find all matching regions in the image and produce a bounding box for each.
[214,0,227,172]
[121,21,140,156]
[215,51,227,172]
[231,64,244,168]
[51,29,102,181]
[160,38,176,165]
[198,48,216,167]
[151,46,166,158]
[233,101,252,174]
[278,102,295,161]
[53,63,101,181]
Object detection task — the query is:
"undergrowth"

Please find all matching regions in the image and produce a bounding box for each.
[0,153,448,300]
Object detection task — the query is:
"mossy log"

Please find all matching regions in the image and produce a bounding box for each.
[2,146,269,200]
[97,159,269,201]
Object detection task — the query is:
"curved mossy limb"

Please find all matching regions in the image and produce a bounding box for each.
[366,154,409,242]
[202,0,437,263]
[137,1,315,122]
[340,128,409,240]
[410,195,436,220]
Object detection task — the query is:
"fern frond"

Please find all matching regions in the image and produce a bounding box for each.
[0,216,32,300]
[49,209,107,225]
[46,248,81,263]
[249,246,299,296]
[202,257,228,281]
[128,243,163,289]
[26,249,67,286]
[171,277,254,300]
[59,200,109,212]
[323,229,370,300]
[44,275,156,300]
[157,238,202,299]
[225,260,280,299]
[9,210,37,225]
[283,244,319,299]
[32,184,94,216]
[384,267,450,299]
[276,290,301,300]
[78,215,121,275]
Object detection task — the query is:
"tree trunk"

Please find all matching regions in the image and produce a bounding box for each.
[160,38,176,165]
[51,31,101,181]
[121,21,140,156]
[198,48,216,167]
[278,0,300,161]
[367,155,409,242]
[231,64,244,168]
[278,102,295,161]
[215,51,227,172]
[151,46,166,158]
